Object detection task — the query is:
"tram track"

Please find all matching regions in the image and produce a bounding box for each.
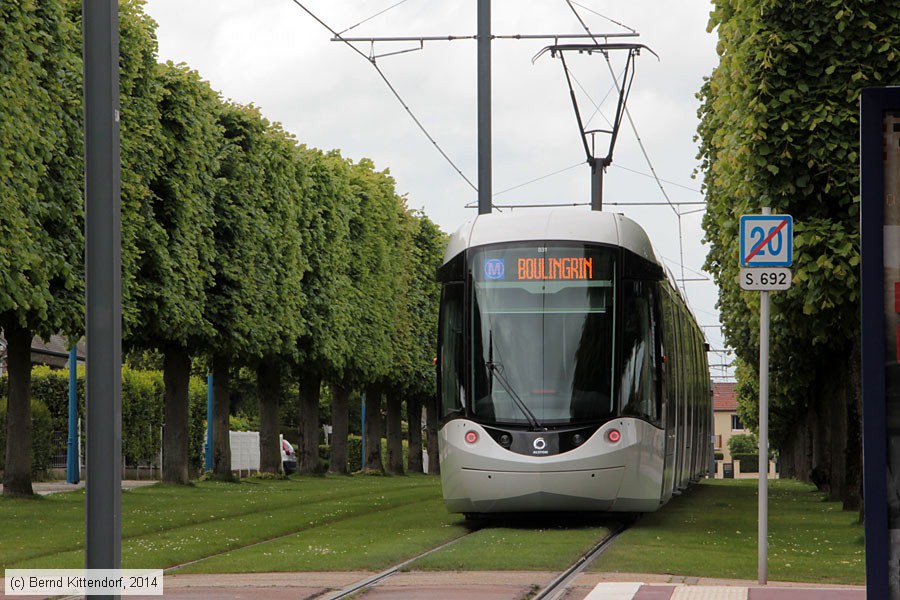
[320,515,633,600]
[531,517,633,600]
[321,529,481,600]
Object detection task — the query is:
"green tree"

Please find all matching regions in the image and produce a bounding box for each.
[251,125,307,475]
[119,0,166,331]
[345,159,405,473]
[125,61,221,484]
[404,212,446,473]
[0,0,82,496]
[206,103,305,479]
[697,0,900,508]
[293,149,356,474]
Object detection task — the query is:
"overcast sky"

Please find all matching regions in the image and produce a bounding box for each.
[141,0,733,378]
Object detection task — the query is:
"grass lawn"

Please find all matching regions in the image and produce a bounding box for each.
[0,475,866,582]
[179,497,466,573]
[590,479,865,585]
[0,474,469,572]
[412,516,614,571]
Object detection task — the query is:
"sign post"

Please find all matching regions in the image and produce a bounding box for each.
[739,209,793,585]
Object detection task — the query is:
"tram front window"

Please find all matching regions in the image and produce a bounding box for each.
[471,244,616,427]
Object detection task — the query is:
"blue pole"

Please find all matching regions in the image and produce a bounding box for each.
[360,392,366,471]
[205,373,213,471]
[67,344,79,484]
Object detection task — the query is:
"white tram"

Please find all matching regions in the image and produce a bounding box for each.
[436,210,712,514]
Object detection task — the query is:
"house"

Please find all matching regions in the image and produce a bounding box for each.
[713,381,742,465]
[0,334,85,376]
[712,381,777,479]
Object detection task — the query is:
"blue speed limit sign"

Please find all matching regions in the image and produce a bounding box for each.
[740,215,793,267]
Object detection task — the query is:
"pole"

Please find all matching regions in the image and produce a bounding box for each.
[477,0,492,215]
[361,392,367,471]
[758,206,771,585]
[205,373,213,471]
[67,345,79,484]
[590,159,603,211]
[83,0,122,586]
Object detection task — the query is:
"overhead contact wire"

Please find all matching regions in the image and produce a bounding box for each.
[336,0,411,36]
[569,1,637,34]
[291,0,479,193]
[493,162,583,197]
[565,0,689,300]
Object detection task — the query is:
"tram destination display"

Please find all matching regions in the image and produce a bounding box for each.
[477,245,612,283]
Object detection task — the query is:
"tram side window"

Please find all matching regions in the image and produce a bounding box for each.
[439,283,465,418]
[619,281,659,424]
[661,289,679,431]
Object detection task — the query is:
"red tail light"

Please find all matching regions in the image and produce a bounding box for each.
[465,431,479,444]
[607,429,621,443]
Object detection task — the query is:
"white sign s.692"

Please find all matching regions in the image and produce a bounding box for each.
[740,267,792,291]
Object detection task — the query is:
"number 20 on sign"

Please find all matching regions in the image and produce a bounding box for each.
[740,215,793,267]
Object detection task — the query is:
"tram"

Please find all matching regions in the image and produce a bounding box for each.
[436,209,712,513]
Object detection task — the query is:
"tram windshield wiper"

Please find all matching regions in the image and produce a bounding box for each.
[485,359,543,430]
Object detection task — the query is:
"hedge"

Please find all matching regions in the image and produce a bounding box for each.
[733,452,759,473]
[1,365,209,475]
[0,398,54,478]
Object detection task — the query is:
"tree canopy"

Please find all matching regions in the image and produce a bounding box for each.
[698,0,900,507]
[2,0,448,489]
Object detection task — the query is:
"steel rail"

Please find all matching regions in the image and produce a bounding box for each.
[323,530,478,600]
[532,519,633,600]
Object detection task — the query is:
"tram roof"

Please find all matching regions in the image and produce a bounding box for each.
[444,208,702,343]
[444,209,662,268]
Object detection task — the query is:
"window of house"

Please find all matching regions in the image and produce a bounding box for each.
[731,414,744,431]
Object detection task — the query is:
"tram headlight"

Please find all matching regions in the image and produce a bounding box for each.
[572,433,585,446]
[465,431,479,444]
[607,429,621,443]
[499,433,512,448]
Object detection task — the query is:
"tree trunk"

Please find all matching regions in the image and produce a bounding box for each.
[407,396,423,474]
[328,383,350,475]
[778,341,863,511]
[780,409,813,482]
[212,355,233,480]
[425,396,440,475]
[843,338,863,511]
[385,389,404,475]
[3,321,33,496]
[298,373,321,474]
[364,384,384,472]
[257,360,282,475]
[162,344,191,484]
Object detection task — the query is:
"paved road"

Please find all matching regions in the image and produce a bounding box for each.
[0,570,866,599]
[134,572,867,600]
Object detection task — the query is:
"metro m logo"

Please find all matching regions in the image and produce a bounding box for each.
[484,258,505,280]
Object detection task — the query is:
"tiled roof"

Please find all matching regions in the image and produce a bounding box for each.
[29,334,85,360]
[0,333,85,368]
[713,382,738,411]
